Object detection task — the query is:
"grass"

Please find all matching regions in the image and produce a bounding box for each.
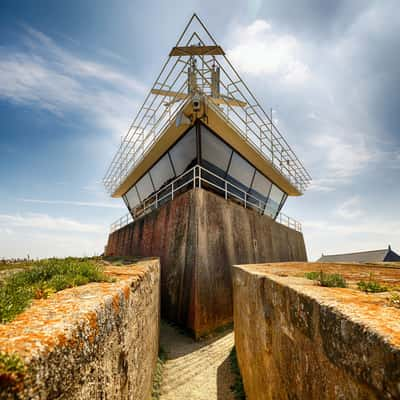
[151,346,167,400]
[357,273,388,293]
[229,347,246,399]
[0,258,111,323]
[0,352,26,394]
[304,271,347,288]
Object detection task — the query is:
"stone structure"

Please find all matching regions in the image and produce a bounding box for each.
[106,189,307,337]
[0,259,160,400]
[232,262,400,400]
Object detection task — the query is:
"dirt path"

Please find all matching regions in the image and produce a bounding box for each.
[159,321,236,400]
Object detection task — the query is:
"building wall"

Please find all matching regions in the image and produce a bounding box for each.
[0,260,160,400]
[106,189,307,337]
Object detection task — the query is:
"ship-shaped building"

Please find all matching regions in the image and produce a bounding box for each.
[104,14,311,337]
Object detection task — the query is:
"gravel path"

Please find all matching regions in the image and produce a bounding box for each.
[159,321,236,400]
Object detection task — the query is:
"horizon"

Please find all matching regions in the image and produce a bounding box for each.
[0,0,399,260]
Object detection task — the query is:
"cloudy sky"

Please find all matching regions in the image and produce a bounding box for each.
[0,0,399,260]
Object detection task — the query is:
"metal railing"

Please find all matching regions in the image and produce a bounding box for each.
[103,15,311,196]
[109,165,302,234]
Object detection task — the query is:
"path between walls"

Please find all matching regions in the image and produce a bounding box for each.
[159,321,236,400]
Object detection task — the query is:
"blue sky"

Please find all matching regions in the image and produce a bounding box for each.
[0,0,399,260]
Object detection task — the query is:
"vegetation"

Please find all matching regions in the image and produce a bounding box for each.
[0,352,26,394]
[229,347,246,399]
[357,274,388,293]
[389,292,400,309]
[0,258,111,323]
[151,346,167,400]
[304,271,347,288]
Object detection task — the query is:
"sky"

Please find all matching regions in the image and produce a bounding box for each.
[0,0,399,260]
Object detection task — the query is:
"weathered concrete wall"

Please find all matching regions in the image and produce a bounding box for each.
[105,188,307,337]
[0,260,160,400]
[232,262,400,400]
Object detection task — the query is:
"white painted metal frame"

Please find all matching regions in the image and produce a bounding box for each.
[103,14,311,196]
[109,165,303,234]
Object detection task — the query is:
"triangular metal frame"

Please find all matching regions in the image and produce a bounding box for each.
[103,14,311,196]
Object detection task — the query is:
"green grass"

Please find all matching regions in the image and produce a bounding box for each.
[151,346,167,400]
[304,271,347,288]
[229,347,246,399]
[357,273,388,293]
[0,258,111,323]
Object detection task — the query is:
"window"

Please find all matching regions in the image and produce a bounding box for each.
[201,125,232,177]
[169,127,196,175]
[125,186,140,209]
[136,173,154,202]
[249,171,272,203]
[265,184,284,218]
[150,153,175,191]
[227,152,255,190]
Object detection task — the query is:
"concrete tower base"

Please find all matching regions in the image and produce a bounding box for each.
[105,188,307,337]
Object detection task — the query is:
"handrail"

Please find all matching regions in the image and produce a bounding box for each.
[109,165,302,234]
[102,17,311,196]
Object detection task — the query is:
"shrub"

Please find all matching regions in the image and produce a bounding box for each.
[304,271,347,288]
[357,273,388,293]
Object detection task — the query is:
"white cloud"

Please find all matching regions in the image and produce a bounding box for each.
[0,213,104,233]
[311,132,375,180]
[335,196,363,219]
[0,25,145,138]
[18,198,124,209]
[227,20,310,85]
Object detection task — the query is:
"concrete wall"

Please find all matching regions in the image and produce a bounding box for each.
[106,188,307,337]
[0,260,160,400]
[232,263,400,400]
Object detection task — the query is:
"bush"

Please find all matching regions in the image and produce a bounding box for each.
[357,273,388,293]
[304,271,347,288]
[0,258,110,323]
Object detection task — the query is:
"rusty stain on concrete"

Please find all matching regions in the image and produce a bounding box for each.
[233,262,400,400]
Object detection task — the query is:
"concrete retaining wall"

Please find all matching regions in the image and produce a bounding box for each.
[0,259,160,400]
[106,188,307,337]
[232,262,400,400]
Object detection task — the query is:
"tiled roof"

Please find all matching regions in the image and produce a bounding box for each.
[317,249,389,263]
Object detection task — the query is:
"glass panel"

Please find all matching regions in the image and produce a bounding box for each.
[201,125,232,177]
[249,171,272,204]
[125,186,140,209]
[150,153,175,191]
[227,152,255,190]
[169,127,196,176]
[136,173,154,201]
[265,184,284,218]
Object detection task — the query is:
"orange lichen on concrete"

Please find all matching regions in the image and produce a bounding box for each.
[238,262,400,348]
[233,262,400,400]
[0,259,158,361]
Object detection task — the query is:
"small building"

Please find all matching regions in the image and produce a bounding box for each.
[317,245,400,263]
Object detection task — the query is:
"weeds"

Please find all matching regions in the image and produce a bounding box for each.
[357,273,388,293]
[304,271,347,288]
[229,347,246,399]
[0,258,111,323]
[0,352,26,394]
[151,347,167,400]
[389,292,400,308]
